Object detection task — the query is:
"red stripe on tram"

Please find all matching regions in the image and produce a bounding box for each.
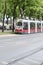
[23,29,28,33]
[30,28,35,33]
[15,29,22,32]
[37,28,41,32]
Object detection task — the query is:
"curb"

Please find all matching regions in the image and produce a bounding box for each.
[0,34,19,37]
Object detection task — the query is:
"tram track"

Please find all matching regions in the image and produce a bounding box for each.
[7,46,43,65]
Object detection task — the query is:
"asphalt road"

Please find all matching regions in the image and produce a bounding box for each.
[0,33,43,65]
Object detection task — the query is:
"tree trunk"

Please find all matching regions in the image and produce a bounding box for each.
[2,15,4,32]
[12,5,17,32]
[12,17,14,32]
[2,1,6,32]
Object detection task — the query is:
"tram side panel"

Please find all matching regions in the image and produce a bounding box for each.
[15,19,43,34]
[28,22,30,33]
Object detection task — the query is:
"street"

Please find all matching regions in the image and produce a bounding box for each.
[0,33,43,65]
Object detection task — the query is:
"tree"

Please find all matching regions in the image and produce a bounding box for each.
[7,0,26,32]
[0,0,7,32]
[0,0,43,32]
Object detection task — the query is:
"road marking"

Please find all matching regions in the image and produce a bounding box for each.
[7,46,43,65]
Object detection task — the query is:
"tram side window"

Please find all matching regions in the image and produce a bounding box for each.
[42,24,43,29]
[37,23,41,28]
[23,22,28,29]
[30,22,35,29]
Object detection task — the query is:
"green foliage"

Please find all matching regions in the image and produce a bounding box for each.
[0,0,43,20]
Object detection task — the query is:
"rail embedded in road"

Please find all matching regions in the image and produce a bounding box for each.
[7,46,43,65]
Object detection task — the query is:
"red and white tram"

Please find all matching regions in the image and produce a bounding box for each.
[15,19,43,33]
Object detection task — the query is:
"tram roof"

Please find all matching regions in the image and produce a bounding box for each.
[17,19,42,23]
[22,19,41,23]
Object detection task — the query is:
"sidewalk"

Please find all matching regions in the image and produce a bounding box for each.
[0,34,18,37]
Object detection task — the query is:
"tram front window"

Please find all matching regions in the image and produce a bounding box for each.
[16,22,22,26]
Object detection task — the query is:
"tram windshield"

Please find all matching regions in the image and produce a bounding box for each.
[16,21,22,26]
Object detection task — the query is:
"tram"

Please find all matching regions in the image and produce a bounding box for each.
[15,19,43,33]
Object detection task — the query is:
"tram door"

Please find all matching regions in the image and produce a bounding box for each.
[23,22,28,33]
[30,22,35,33]
[37,23,41,32]
[42,23,43,32]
